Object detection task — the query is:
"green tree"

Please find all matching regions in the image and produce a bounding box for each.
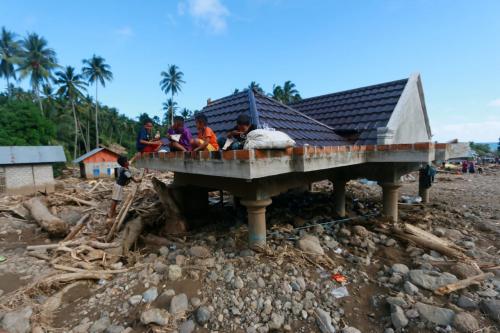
[162,98,178,126]
[469,142,491,156]
[82,54,113,148]
[160,64,185,126]
[180,107,192,119]
[0,27,21,95]
[54,66,87,160]
[0,99,55,145]
[17,33,58,115]
[248,81,263,93]
[272,80,301,104]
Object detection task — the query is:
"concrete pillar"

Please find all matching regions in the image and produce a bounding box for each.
[380,183,401,222]
[240,198,272,249]
[419,185,430,204]
[332,179,347,217]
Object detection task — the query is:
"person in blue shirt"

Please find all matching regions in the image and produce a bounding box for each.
[136,120,161,153]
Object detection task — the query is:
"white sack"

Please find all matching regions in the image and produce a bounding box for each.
[243,129,296,149]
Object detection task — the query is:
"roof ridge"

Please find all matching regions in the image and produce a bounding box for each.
[290,78,408,105]
[253,90,337,132]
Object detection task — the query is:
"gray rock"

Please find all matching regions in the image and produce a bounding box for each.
[391,263,409,275]
[315,308,336,333]
[404,281,419,295]
[391,305,408,329]
[179,320,196,333]
[415,302,455,326]
[297,235,325,255]
[384,329,394,333]
[352,225,369,237]
[1,306,32,333]
[142,287,158,303]
[479,299,500,323]
[296,276,306,290]
[159,246,169,256]
[89,316,111,333]
[457,295,478,310]
[386,297,407,308]
[405,309,419,319]
[189,246,211,258]
[257,277,266,288]
[128,294,142,305]
[154,261,168,273]
[409,270,458,291]
[170,293,189,317]
[385,238,396,247]
[268,313,284,330]
[477,288,498,297]
[190,297,201,307]
[452,312,479,332]
[233,276,244,289]
[196,306,211,325]
[105,325,125,333]
[341,327,361,333]
[168,264,182,281]
[140,308,169,326]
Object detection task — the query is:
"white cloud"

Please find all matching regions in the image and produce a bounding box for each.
[488,99,500,107]
[115,26,134,37]
[432,120,500,142]
[187,0,230,33]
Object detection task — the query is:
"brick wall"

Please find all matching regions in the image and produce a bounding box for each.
[3,164,55,195]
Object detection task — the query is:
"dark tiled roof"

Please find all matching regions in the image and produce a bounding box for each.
[186,90,349,147]
[289,78,408,144]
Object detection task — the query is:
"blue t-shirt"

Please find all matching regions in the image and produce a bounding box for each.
[136,128,151,151]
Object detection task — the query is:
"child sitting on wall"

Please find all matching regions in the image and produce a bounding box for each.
[108,156,141,218]
[219,114,256,150]
[167,116,193,151]
[191,113,219,152]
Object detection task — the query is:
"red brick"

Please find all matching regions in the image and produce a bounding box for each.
[235,150,250,160]
[337,146,347,152]
[270,150,284,158]
[395,144,412,150]
[284,147,293,156]
[414,142,433,150]
[365,145,375,151]
[435,143,447,149]
[377,144,390,151]
[222,150,235,160]
[201,151,210,159]
[358,145,367,152]
[254,149,269,159]
[210,151,222,159]
[324,146,333,154]
[175,151,184,159]
[351,145,360,152]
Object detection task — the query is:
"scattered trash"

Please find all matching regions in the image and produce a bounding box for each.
[334,248,343,254]
[400,195,422,204]
[0,255,6,262]
[331,273,348,283]
[358,178,377,186]
[331,286,349,298]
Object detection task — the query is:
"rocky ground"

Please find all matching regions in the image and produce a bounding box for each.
[0,166,499,333]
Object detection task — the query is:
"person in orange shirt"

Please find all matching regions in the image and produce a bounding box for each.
[191,113,219,151]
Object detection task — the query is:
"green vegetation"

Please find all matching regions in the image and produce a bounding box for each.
[160,64,185,127]
[469,142,492,156]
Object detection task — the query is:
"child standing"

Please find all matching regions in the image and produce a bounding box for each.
[191,114,219,152]
[108,156,141,218]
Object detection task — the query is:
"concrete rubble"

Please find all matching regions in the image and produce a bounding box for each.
[0,164,498,332]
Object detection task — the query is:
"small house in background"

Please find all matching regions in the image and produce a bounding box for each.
[0,146,66,195]
[73,147,121,179]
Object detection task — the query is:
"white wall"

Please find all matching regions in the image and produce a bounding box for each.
[4,164,55,195]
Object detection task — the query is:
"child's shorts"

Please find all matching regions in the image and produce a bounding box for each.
[111,183,124,201]
[197,139,217,151]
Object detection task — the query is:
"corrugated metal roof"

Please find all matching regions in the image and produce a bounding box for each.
[0,146,66,165]
[72,147,119,163]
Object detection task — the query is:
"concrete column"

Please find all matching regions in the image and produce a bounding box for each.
[240,198,272,249]
[332,179,347,217]
[380,183,401,222]
[419,185,430,204]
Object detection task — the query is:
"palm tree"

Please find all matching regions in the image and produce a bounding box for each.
[248,81,263,93]
[162,98,178,126]
[0,27,21,95]
[272,80,301,104]
[82,55,113,148]
[160,64,185,125]
[54,66,87,160]
[17,33,58,114]
[180,107,192,119]
[233,88,240,94]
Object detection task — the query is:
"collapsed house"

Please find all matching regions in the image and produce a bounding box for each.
[136,73,467,248]
[0,146,66,195]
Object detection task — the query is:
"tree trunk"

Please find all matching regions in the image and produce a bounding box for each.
[95,83,99,148]
[170,92,174,126]
[78,117,89,153]
[151,177,188,234]
[35,85,44,116]
[71,101,79,161]
[86,118,90,152]
[24,197,69,237]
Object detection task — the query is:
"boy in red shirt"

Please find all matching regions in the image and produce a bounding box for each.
[191,114,219,151]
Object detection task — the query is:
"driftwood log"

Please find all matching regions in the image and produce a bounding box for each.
[105,217,144,261]
[434,272,494,295]
[24,197,69,237]
[152,177,187,234]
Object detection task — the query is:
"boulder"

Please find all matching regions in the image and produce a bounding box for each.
[179,320,196,333]
[391,305,408,329]
[297,235,324,255]
[142,287,158,303]
[415,302,455,326]
[140,308,169,326]
[196,306,211,325]
[479,299,500,323]
[452,312,479,332]
[315,308,336,333]
[409,270,458,291]
[168,264,182,281]
[170,293,189,317]
[0,306,32,333]
[391,263,409,275]
[189,246,211,258]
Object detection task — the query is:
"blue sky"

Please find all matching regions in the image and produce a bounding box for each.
[1,0,500,142]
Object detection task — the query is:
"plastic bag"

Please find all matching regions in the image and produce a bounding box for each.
[331,286,349,298]
[243,129,296,150]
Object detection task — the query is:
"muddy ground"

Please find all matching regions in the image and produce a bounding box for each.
[0,166,499,333]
